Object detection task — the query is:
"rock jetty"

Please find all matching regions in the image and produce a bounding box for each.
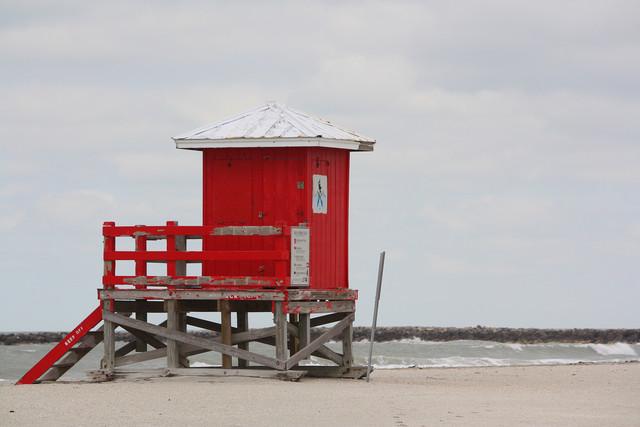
[1,326,638,345]
[352,326,640,344]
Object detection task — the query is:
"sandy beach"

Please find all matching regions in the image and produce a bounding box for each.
[1,363,638,426]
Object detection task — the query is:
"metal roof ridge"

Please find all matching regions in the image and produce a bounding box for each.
[172,102,376,144]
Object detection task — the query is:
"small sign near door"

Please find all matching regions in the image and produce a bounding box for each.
[290,227,310,286]
[312,174,328,214]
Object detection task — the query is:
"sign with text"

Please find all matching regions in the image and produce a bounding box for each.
[290,227,310,286]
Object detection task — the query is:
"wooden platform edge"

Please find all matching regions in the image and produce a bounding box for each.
[301,365,369,379]
[89,368,306,382]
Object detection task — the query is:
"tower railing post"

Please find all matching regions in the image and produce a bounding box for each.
[102,221,116,373]
[166,220,178,283]
[102,221,116,289]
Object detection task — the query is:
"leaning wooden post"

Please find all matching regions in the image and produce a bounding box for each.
[134,227,147,353]
[366,251,386,383]
[237,310,249,368]
[220,300,232,369]
[274,301,288,368]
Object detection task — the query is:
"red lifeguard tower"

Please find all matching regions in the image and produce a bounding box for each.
[18,102,375,383]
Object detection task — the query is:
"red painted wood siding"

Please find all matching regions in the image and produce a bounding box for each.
[202,147,349,289]
[306,148,349,289]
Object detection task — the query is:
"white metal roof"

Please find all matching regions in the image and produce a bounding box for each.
[173,102,375,151]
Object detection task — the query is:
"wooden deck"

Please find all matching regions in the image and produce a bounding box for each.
[98,287,363,380]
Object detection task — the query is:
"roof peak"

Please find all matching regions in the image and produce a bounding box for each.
[173,103,375,152]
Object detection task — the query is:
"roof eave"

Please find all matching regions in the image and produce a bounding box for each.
[172,137,375,152]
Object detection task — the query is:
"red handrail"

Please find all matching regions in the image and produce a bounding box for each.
[102,222,292,289]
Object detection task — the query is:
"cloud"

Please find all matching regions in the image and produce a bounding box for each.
[0,211,24,232]
[37,190,116,224]
[1,1,639,329]
[421,195,553,234]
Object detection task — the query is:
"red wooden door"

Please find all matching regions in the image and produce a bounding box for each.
[203,157,256,276]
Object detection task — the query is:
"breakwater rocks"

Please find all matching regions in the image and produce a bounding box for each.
[352,326,640,344]
[1,326,638,345]
[1,332,68,345]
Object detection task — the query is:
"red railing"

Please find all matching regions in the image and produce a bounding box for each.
[102,221,291,289]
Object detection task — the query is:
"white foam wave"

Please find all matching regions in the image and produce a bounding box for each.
[395,337,427,344]
[374,363,416,369]
[376,357,640,369]
[355,338,467,345]
[506,343,523,351]
[299,357,332,367]
[190,362,217,368]
[588,343,637,356]
[416,357,514,368]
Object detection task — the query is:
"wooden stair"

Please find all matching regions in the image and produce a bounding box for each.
[37,329,104,382]
[16,306,103,385]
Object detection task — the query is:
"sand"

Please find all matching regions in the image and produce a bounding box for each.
[1,363,639,426]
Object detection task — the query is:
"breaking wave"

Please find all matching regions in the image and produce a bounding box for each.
[588,343,637,356]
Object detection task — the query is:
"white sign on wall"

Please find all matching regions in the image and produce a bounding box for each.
[312,174,328,214]
[290,227,310,286]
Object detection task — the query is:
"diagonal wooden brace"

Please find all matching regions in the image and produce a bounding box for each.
[104,312,282,370]
[285,313,354,370]
[313,345,344,365]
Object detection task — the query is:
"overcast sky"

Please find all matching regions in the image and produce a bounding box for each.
[1,1,639,331]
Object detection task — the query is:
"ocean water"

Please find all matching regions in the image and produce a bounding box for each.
[1,340,638,383]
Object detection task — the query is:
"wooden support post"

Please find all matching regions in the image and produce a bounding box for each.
[285,314,354,370]
[178,311,189,368]
[289,313,300,354]
[220,300,232,369]
[299,313,310,350]
[102,299,115,372]
[174,234,189,367]
[105,312,280,369]
[274,301,288,364]
[134,231,147,352]
[166,299,180,369]
[342,317,354,369]
[135,302,147,353]
[237,310,249,368]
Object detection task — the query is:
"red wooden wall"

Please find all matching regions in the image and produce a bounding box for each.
[202,147,349,289]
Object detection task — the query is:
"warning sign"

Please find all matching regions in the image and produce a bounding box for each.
[312,174,327,214]
[290,227,310,286]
